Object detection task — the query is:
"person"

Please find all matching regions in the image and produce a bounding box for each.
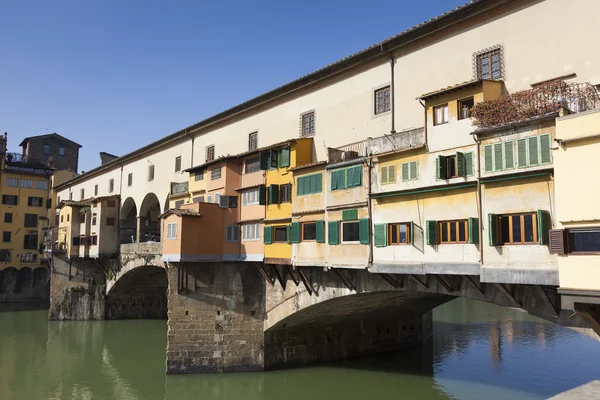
[131,235,135,243]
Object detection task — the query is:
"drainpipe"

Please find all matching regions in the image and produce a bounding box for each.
[419,99,428,150]
[367,155,374,267]
[472,134,484,265]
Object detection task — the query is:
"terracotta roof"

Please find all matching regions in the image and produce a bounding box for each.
[56,200,89,209]
[418,79,496,101]
[158,208,202,219]
[289,161,327,172]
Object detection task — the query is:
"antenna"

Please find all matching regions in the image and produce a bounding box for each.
[40,127,49,134]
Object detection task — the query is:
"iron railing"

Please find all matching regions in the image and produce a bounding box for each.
[328,140,367,164]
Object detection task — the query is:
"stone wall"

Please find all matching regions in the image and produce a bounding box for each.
[0,266,50,303]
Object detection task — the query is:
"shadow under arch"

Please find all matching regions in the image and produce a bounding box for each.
[120,197,137,243]
[139,193,161,242]
[105,265,167,320]
[0,267,18,294]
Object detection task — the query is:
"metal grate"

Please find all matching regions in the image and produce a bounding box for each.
[300,110,315,137]
[374,86,391,115]
[473,45,504,80]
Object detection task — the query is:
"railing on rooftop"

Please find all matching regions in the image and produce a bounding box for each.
[472,81,600,129]
[327,140,367,164]
[5,153,47,166]
[367,128,425,156]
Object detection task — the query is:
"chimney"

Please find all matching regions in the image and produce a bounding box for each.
[99,152,118,165]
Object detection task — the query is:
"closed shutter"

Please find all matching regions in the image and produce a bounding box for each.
[291,222,301,243]
[409,161,418,180]
[537,210,551,245]
[465,153,474,176]
[388,165,396,183]
[528,136,539,165]
[297,177,304,196]
[286,225,291,244]
[268,185,279,204]
[493,143,503,171]
[346,167,354,187]
[381,167,388,184]
[426,220,438,245]
[338,170,346,189]
[517,138,527,167]
[316,173,322,193]
[264,226,272,244]
[270,149,278,168]
[359,218,370,244]
[374,224,387,247]
[468,217,479,244]
[456,151,465,177]
[549,229,566,254]
[401,163,409,181]
[353,166,362,186]
[260,151,270,170]
[411,222,415,245]
[279,147,290,168]
[342,209,358,221]
[540,134,552,164]
[484,145,493,172]
[258,185,267,205]
[309,175,317,193]
[328,221,339,245]
[436,155,446,179]
[331,171,338,190]
[504,141,514,169]
[315,220,325,243]
[488,213,498,246]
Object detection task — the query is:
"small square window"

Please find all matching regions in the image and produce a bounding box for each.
[300,111,315,137]
[475,47,503,80]
[374,86,391,115]
[211,167,222,180]
[342,221,360,243]
[458,98,474,120]
[58,147,65,156]
[273,226,288,243]
[194,170,204,181]
[388,223,411,245]
[434,104,449,125]
[302,222,316,241]
[2,231,11,243]
[43,144,50,154]
[4,213,13,223]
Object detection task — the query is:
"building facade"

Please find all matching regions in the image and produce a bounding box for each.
[19,133,81,172]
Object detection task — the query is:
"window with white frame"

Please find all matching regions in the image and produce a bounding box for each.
[342,221,360,243]
[167,223,177,239]
[215,193,220,204]
[226,225,240,242]
[6,178,18,187]
[242,188,259,206]
[242,223,260,241]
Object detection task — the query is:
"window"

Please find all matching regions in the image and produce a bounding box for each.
[242,188,259,206]
[215,193,221,205]
[380,165,396,185]
[388,223,411,245]
[91,236,98,246]
[23,234,38,250]
[300,111,315,137]
[148,165,155,181]
[228,196,238,208]
[434,104,449,125]
[72,237,80,246]
[302,222,317,241]
[2,195,18,205]
[106,217,115,226]
[192,196,204,203]
[516,134,553,168]
[567,229,600,253]
[211,167,222,180]
[242,224,260,241]
[109,179,115,193]
[296,173,322,195]
[127,173,133,187]
[80,189,85,200]
[206,145,215,162]
[280,183,292,203]
[79,213,86,224]
[59,147,65,156]
[342,221,360,243]
[245,157,260,174]
[248,132,258,151]
[497,213,538,245]
[436,153,473,179]
[167,223,177,240]
[175,200,184,209]
[207,195,212,203]
[374,86,391,115]
[175,156,182,172]
[4,213,12,223]
[439,220,468,244]
[458,97,474,120]
[44,144,50,154]
[94,184,98,196]
[24,214,38,228]
[92,216,97,226]
[21,179,33,188]
[0,250,10,262]
[69,192,73,200]
[194,170,204,181]
[28,197,43,207]
[273,226,288,243]
[476,46,502,80]
[331,165,362,191]
[67,214,70,222]
[3,232,11,242]
[226,225,240,242]
[36,180,48,190]
[401,161,419,181]
[106,199,116,208]
[6,178,18,187]
[446,155,457,179]
[483,141,515,172]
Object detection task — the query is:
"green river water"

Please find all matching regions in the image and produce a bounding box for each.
[1,298,599,400]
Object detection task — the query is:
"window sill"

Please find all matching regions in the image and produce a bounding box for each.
[372,110,391,119]
[341,241,362,245]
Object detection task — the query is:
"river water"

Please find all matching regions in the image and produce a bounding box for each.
[1,298,599,400]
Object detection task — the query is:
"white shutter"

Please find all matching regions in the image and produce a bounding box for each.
[219,195,229,208]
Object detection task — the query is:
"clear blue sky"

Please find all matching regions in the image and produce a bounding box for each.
[1,0,465,172]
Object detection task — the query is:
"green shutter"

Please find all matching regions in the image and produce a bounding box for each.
[286,225,291,243]
[465,153,474,176]
[488,213,498,246]
[338,169,346,189]
[353,166,362,187]
[540,134,552,164]
[410,222,415,245]
[484,145,493,172]
[258,185,267,205]
[401,163,409,181]
[528,136,539,165]
[388,165,396,183]
[493,143,503,171]
[436,155,446,179]
[279,147,290,168]
[381,166,388,184]
[328,221,339,245]
[331,171,338,190]
[291,222,301,243]
[504,141,515,170]
[517,138,527,168]
[315,220,325,243]
[342,209,358,221]
[426,220,438,245]
[359,218,370,244]
[316,173,322,193]
[297,177,304,196]
[264,226,272,244]
[410,161,418,180]
[268,184,279,204]
[537,210,551,245]
[260,151,270,170]
[270,149,278,168]
[311,174,318,193]
[456,152,465,177]
[468,217,479,244]
[346,167,354,188]
[374,223,387,247]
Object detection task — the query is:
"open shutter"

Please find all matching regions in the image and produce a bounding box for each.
[381,167,388,184]
[528,136,539,165]
[411,222,415,245]
[359,218,370,244]
[270,149,279,168]
[504,141,514,169]
[268,185,279,204]
[374,224,387,247]
[401,163,409,181]
[426,220,438,245]
[328,221,339,245]
[484,145,493,172]
[537,210,551,245]
[388,165,396,183]
[291,222,301,243]
[549,229,566,254]
[353,166,362,187]
[286,225,291,244]
[436,155,446,179]
[316,173,322,193]
[456,152,465,177]
[279,147,290,168]
[493,143,503,171]
[260,151,270,170]
[259,185,266,205]
[468,217,479,244]
[315,220,325,243]
[465,153,473,176]
[540,134,552,164]
[517,138,527,168]
[488,213,498,246]
[264,226,272,244]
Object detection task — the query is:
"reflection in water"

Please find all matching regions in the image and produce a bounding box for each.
[1,298,600,400]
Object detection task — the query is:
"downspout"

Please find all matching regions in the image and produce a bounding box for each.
[419,99,428,150]
[367,154,374,267]
[472,134,484,265]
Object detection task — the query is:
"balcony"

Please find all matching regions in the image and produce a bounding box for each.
[240,170,265,189]
[328,140,367,164]
[4,153,54,175]
[367,128,425,156]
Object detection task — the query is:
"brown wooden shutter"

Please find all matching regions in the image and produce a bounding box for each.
[549,229,566,254]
